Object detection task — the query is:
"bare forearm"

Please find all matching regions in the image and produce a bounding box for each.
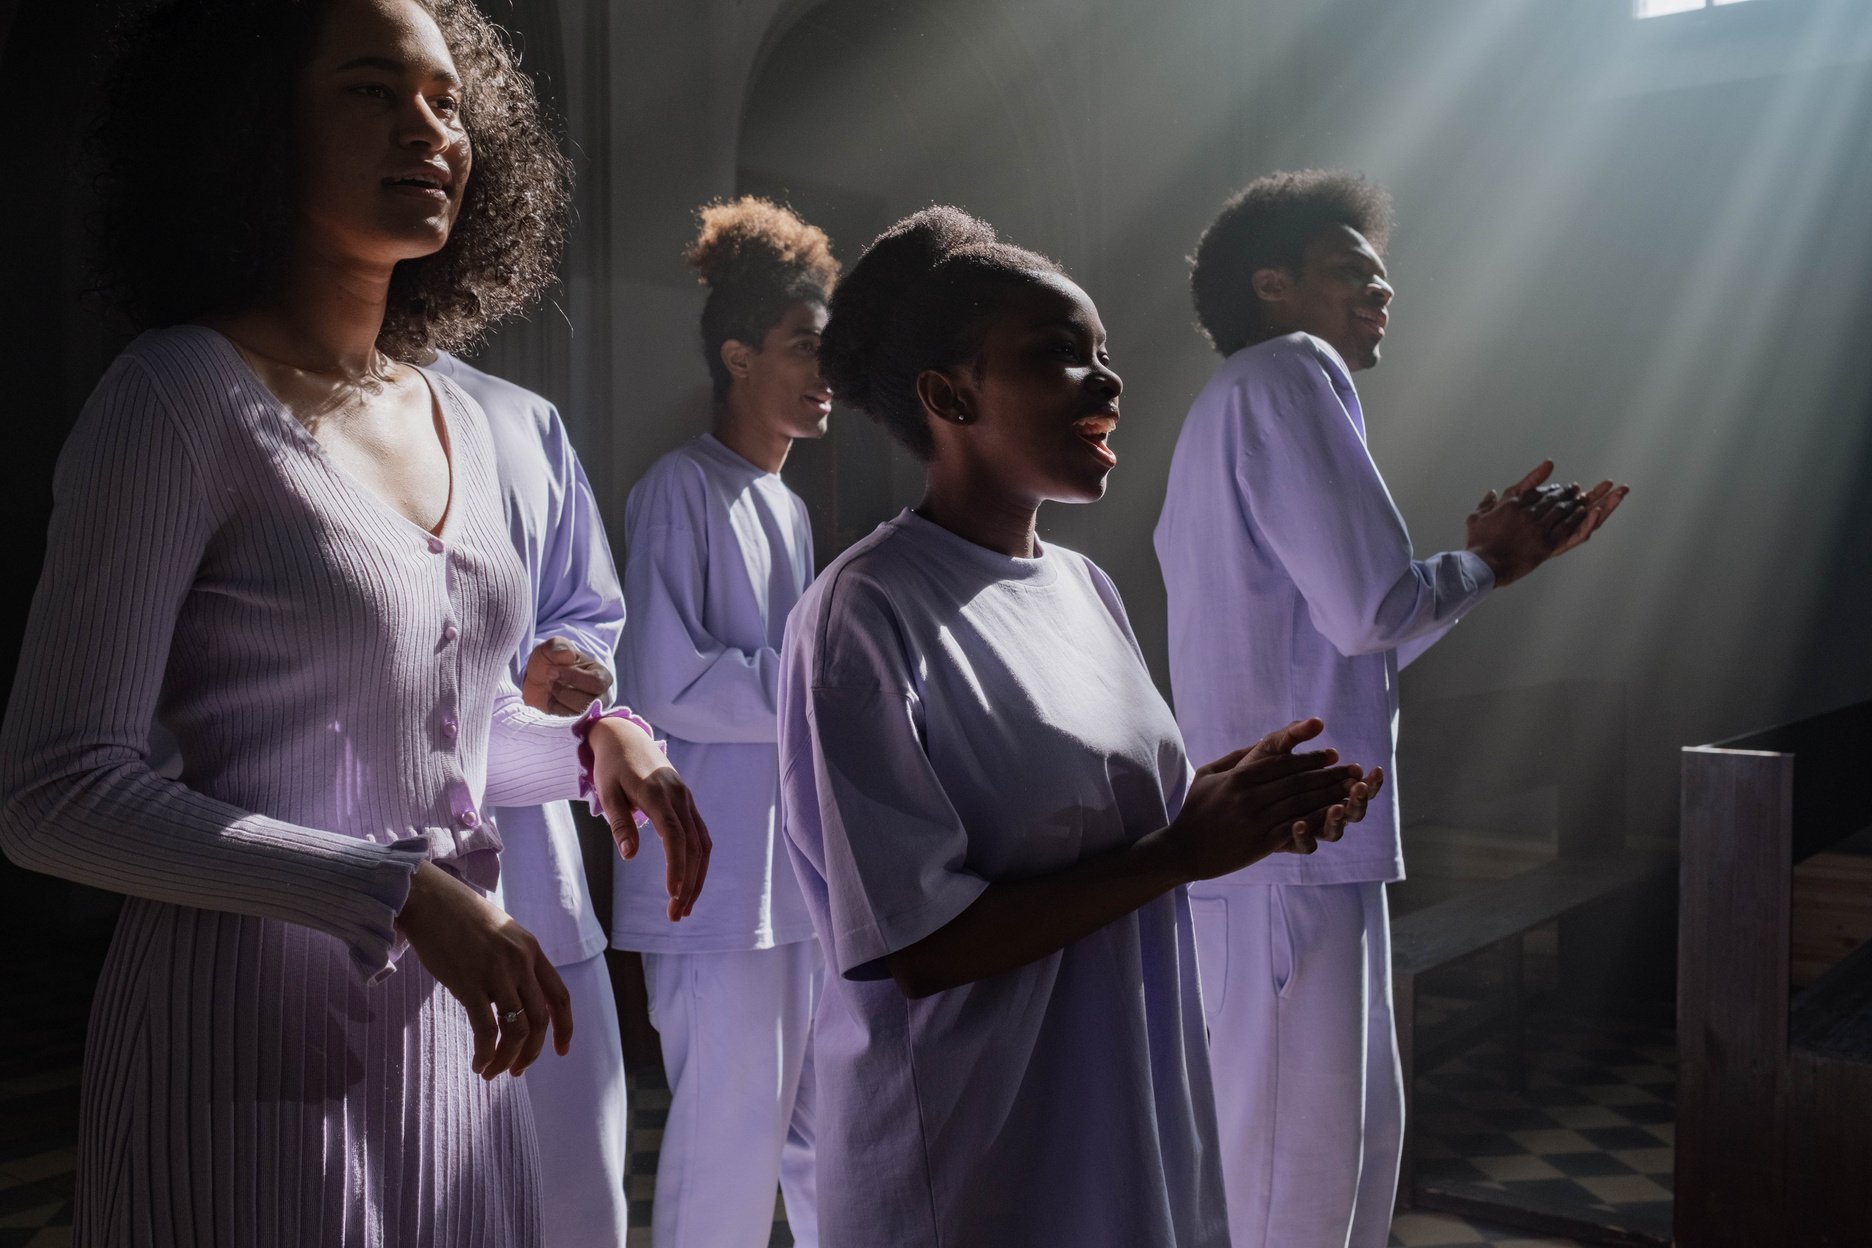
[887,827,1190,998]
[882,730,1379,1000]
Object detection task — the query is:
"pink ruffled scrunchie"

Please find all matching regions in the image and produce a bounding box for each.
[571,701,663,827]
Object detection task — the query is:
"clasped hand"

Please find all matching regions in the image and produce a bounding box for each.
[1172,717,1384,881]
[522,636,613,716]
[399,639,712,1081]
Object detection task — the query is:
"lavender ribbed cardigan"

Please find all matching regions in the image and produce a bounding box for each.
[0,325,596,1247]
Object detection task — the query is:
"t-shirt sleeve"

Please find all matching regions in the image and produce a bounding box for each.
[1235,337,1493,658]
[779,571,988,981]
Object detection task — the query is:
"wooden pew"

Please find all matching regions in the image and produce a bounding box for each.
[1677,700,1872,1248]
[1391,679,1673,1208]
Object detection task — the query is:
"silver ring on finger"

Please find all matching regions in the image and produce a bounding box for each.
[499,1006,526,1024]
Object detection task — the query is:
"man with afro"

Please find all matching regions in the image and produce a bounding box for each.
[1155,170,1626,1246]
[612,197,839,1248]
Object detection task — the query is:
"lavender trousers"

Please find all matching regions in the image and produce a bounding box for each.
[1190,881,1404,1248]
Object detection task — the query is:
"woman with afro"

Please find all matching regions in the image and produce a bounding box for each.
[775,205,1384,1246]
[0,1,710,1243]
[613,196,838,1248]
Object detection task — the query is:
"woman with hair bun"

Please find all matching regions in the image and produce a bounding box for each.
[0,1,710,1244]
[778,206,1386,1246]
[614,196,837,1247]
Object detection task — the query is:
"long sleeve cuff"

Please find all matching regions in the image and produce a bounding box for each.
[348,838,430,983]
[482,697,592,809]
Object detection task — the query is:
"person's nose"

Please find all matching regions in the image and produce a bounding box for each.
[1371,276,1395,307]
[1090,361,1123,401]
[397,97,452,153]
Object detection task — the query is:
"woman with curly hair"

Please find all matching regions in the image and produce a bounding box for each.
[777,206,1384,1246]
[612,196,837,1248]
[0,1,711,1244]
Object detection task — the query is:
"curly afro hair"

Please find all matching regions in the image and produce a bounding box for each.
[1191,170,1393,357]
[818,205,1062,461]
[89,0,571,360]
[685,197,840,403]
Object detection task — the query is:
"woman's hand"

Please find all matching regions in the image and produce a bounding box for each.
[586,715,712,920]
[396,860,573,1080]
[1168,718,1381,881]
[883,718,1380,999]
[1241,717,1385,856]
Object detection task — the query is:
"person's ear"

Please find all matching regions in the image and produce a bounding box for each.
[1251,266,1290,311]
[915,367,978,427]
[720,338,756,383]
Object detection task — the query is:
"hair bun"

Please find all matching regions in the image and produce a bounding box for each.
[684,196,838,295]
[819,205,995,415]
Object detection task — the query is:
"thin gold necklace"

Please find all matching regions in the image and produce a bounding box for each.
[228,336,400,424]
[230,335,395,385]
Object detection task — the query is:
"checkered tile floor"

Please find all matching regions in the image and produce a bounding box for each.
[1,1055,1591,1248]
[621,1067,1593,1248]
[0,1068,79,1248]
[7,1047,1654,1248]
[1410,1010,1675,1246]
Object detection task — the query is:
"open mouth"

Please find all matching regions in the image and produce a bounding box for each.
[1074,414,1119,468]
[1354,308,1387,337]
[384,172,450,199]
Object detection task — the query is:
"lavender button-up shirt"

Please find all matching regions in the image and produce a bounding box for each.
[1154,332,1494,887]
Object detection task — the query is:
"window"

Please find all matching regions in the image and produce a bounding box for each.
[1634,0,1760,16]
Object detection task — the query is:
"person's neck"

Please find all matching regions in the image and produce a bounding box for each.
[915,470,1041,559]
[213,242,396,378]
[712,393,791,475]
[1253,321,1300,350]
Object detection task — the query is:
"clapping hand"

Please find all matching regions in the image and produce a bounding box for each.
[1546,477,1627,556]
[1172,718,1382,880]
[1239,717,1385,855]
[1467,460,1629,587]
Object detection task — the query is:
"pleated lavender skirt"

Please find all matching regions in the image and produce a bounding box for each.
[75,898,542,1247]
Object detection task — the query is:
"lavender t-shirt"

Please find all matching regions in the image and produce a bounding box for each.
[613,434,816,952]
[779,510,1227,1248]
